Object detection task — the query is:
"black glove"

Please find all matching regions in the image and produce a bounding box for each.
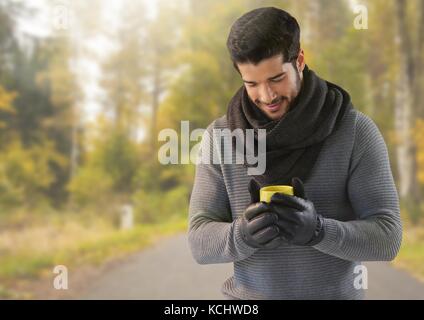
[269,177,325,246]
[239,179,285,249]
[247,178,261,204]
[239,202,284,249]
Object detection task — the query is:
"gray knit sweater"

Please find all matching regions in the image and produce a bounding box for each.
[188,108,402,300]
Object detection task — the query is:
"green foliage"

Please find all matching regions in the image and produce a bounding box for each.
[0,85,17,146]
[68,128,140,206]
[100,1,148,136]
[132,185,190,224]
[97,131,140,193]
[157,0,245,132]
[67,166,113,206]
[0,10,77,206]
[0,85,16,114]
[0,141,67,208]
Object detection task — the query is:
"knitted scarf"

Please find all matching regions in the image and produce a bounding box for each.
[226,65,353,187]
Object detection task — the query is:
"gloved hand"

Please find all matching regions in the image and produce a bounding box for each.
[239,202,283,249]
[269,177,325,246]
[238,179,285,249]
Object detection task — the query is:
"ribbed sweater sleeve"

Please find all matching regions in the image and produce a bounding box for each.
[313,113,402,261]
[188,122,257,264]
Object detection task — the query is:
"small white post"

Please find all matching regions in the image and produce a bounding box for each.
[120,204,134,230]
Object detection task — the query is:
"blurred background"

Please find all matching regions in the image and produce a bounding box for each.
[0,0,423,299]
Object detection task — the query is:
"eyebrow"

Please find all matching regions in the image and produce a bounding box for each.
[242,72,286,84]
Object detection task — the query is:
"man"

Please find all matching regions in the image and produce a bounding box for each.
[188,7,402,300]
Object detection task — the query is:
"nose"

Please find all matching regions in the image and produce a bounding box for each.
[259,84,277,105]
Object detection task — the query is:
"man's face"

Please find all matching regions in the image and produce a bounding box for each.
[237,53,304,121]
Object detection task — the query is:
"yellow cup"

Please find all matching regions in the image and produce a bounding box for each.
[260,185,294,203]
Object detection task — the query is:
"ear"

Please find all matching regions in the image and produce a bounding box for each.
[291,177,306,200]
[296,49,305,73]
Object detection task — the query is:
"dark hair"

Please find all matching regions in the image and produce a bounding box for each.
[227,7,300,68]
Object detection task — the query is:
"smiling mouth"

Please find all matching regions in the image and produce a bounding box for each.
[264,101,282,112]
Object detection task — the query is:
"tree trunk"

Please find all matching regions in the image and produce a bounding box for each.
[415,0,424,118]
[394,0,420,202]
[150,54,161,154]
[70,106,79,179]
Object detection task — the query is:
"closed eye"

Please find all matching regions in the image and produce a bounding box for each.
[245,76,285,87]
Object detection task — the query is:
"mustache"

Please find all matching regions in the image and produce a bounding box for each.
[255,97,287,106]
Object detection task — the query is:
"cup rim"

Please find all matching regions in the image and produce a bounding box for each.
[260,185,293,192]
